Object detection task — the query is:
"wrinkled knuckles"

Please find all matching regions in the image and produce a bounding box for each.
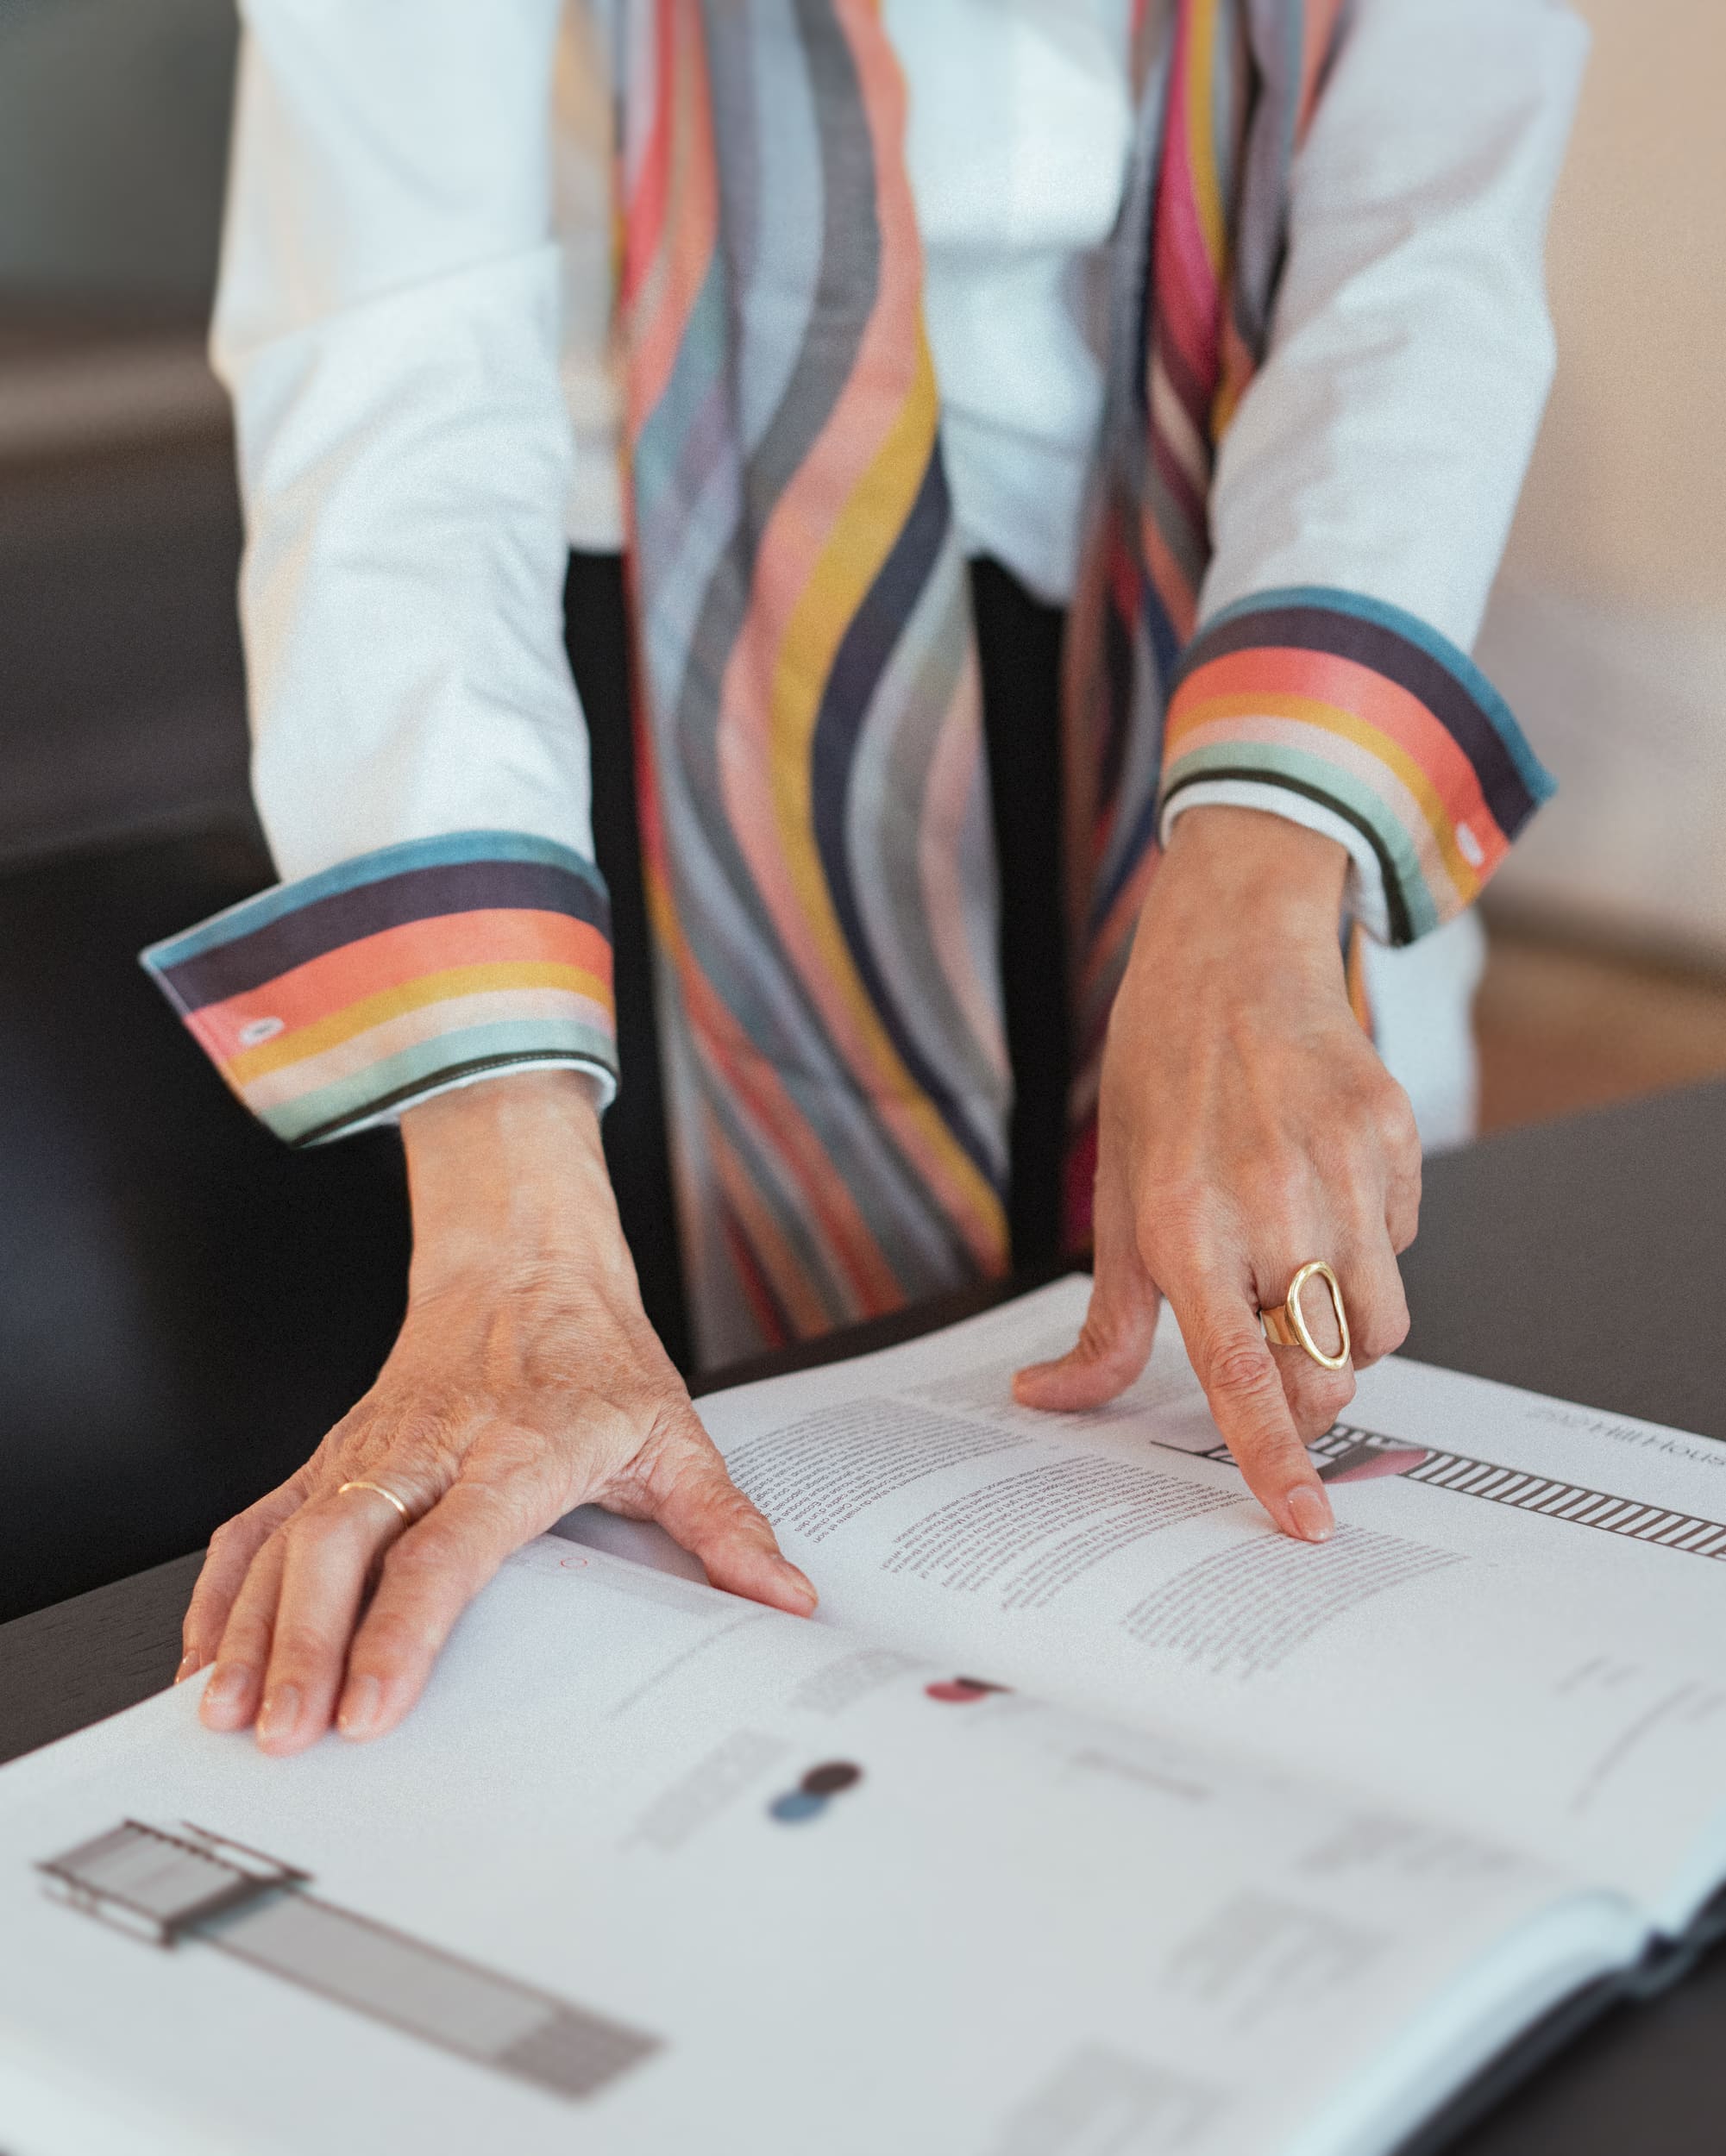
[204,1516,256,1564]
[282,1496,367,1548]
[219,1593,277,1638]
[369,1425,461,1481]
[1368,1081,1421,1162]
[710,1487,781,1545]
[1136,1175,1209,1244]
[377,1535,455,1589]
[1072,1323,1139,1382]
[442,1472,520,1517]
[1207,1343,1284,1403]
[216,1626,274,1671]
[351,1607,440,1665]
[267,1621,341,1673]
[1287,1370,1355,1444]
[637,1417,731,1490]
[555,1386,658,1462]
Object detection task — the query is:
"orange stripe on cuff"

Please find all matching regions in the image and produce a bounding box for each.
[188,910,614,1062]
[199,961,611,1085]
[1167,645,1506,854]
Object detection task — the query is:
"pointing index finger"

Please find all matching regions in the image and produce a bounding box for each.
[1173,1276,1334,1543]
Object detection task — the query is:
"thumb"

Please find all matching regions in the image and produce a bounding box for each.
[638,1411,819,1614]
[1014,1170,1161,1412]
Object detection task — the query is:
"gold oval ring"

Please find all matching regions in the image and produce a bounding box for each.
[335,1478,414,1526]
[1261,1260,1351,1371]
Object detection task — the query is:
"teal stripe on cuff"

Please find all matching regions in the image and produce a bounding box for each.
[1161,740,1442,944]
[261,1021,621,1146]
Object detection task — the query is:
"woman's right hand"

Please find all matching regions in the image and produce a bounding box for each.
[175,1070,816,1757]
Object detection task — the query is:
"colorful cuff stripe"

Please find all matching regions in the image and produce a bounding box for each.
[141,831,618,1145]
[1160,586,1555,944]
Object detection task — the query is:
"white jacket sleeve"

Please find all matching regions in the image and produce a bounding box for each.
[1160,0,1590,944]
[141,0,619,1147]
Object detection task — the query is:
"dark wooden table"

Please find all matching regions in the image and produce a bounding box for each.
[4,1080,1726,2152]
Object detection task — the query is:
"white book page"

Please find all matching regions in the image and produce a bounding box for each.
[0,1539,1632,2156]
[683,1278,1726,1928]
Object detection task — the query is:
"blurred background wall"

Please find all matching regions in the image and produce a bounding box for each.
[0,0,232,304]
[0,0,243,869]
[1480,0,1726,950]
[1470,0,1726,1121]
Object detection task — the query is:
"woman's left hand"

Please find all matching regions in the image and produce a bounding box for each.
[176,1072,815,1755]
[1013,805,1422,1540]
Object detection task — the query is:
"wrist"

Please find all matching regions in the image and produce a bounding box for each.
[399,1069,626,1297]
[1159,804,1348,943]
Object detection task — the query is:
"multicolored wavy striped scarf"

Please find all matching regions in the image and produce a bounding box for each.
[619,0,1340,1352]
[618,0,1523,1359]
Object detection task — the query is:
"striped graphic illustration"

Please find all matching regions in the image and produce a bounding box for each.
[142,833,617,1145]
[1205,1423,1726,1562]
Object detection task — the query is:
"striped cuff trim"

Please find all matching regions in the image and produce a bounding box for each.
[141,831,618,1145]
[1161,588,1554,946]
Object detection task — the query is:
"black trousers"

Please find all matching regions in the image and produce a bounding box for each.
[566,553,1069,1372]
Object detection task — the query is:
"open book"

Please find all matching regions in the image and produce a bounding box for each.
[4,1275,1726,2155]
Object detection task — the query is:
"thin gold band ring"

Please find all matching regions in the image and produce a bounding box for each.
[1262,1260,1351,1371]
[335,1478,414,1526]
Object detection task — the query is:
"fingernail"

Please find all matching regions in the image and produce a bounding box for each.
[1286,1484,1335,1543]
[337,1675,382,1740]
[788,1569,818,1609]
[199,1663,253,1724]
[256,1683,302,1745]
[175,1651,203,1683]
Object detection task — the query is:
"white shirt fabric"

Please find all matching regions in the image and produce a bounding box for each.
[209,0,1586,1144]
